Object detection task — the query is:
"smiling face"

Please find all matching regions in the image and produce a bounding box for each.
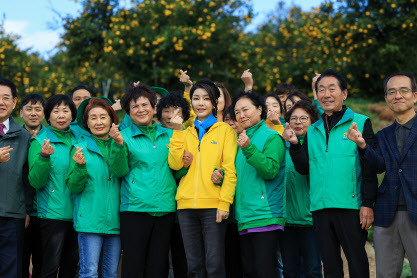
[289,108,312,137]
[0,85,16,123]
[234,97,262,129]
[317,76,347,115]
[48,104,73,130]
[72,89,92,109]
[192,88,214,121]
[129,96,154,126]
[87,107,111,139]
[161,106,183,129]
[20,101,44,130]
[266,96,281,117]
[385,75,417,115]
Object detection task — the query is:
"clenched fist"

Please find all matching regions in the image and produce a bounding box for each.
[109,123,123,145]
[73,147,86,165]
[40,139,55,157]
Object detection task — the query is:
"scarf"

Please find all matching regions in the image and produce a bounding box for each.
[194,113,217,141]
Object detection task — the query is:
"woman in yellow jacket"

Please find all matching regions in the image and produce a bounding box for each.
[168,78,237,278]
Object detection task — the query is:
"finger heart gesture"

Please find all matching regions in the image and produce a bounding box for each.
[73,147,86,165]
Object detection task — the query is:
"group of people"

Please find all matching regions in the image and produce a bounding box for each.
[0,67,416,278]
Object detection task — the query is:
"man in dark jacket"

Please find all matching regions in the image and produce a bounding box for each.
[348,72,417,278]
[0,77,32,278]
[283,69,378,278]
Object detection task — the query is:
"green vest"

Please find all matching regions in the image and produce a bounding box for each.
[235,121,286,226]
[34,127,74,221]
[285,139,313,226]
[307,108,368,211]
[72,136,121,234]
[120,124,177,213]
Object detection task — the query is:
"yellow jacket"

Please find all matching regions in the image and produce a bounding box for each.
[168,122,237,212]
[266,119,284,135]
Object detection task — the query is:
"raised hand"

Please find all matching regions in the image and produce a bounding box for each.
[237,130,250,149]
[112,99,122,111]
[109,123,123,145]
[216,209,229,223]
[347,122,366,149]
[73,147,86,165]
[40,139,55,157]
[241,69,253,92]
[171,108,184,131]
[267,110,281,125]
[312,73,321,99]
[211,168,223,184]
[30,129,39,138]
[133,81,140,87]
[179,69,193,86]
[0,146,13,163]
[282,123,299,144]
[183,151,193,168]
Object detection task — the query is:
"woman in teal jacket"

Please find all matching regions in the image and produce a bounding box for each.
[28,94,78,278]
[109,83,178,278]
[231,91,286,278]
[66,97,125,278]
[282,100,322,278]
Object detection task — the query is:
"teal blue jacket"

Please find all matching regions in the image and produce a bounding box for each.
[307,108,368,211]
[109,124,177,213]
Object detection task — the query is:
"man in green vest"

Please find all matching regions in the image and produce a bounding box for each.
[283,69,378,278]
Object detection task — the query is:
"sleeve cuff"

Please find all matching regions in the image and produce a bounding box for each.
[361,199,374,208]
[218,201,230,212]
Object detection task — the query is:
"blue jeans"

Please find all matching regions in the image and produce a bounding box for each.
[78,233,121,278]
[281,226,322,278]
[178,209,227,278]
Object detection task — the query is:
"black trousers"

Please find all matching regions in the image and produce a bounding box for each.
[170,222,187,278]
[22,216,42,278]
[120,212,175,278]
[225,223,242,278]
[312,208,369,278]
[0,216,25,278]
[240,230,280,278]
[39,218,79,278]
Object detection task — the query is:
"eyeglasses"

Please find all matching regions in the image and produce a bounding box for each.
[289,115,310,123]
[386,87,415,97]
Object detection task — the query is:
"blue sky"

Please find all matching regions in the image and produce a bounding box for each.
[2,0,323,58]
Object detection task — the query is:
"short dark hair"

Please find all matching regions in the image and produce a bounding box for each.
[284,100,319,124]
[83,98,119,132]
[274,83,297,96]
[264,93,283,114]
[383,72,417,94]
[190,79,220,116]
[44,94,77,124]
[0,77,17,98]
[230,90,267,121]
[315,69,348,93]
[285,91,312,113]
[121,83,157,115]
[156,92,191,122]
[69,85,94,99]
[20,94,45,109]
[214,82,232,111]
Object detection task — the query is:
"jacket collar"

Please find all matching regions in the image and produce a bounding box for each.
[245,120,265,137]
[400,117,417,162]
[45,126,74,143]
[131,122,166,139]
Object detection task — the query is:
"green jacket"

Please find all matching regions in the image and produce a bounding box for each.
[234,120,286,231]
[109,123,177,213]
[28,127,75,221]
[70,120,89,139]
[66,135,125,234]
[307,108,368,211]
[285,138,312,226]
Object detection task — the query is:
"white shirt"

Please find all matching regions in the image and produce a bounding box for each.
[0,118,10,134]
